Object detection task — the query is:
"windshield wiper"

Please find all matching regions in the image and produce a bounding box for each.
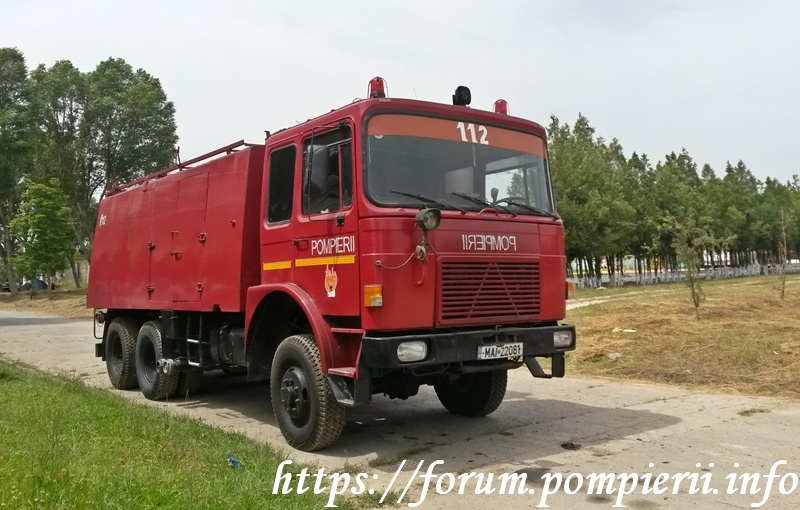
[503,200,560,219]
[391,190,467,213]
[449,192,516,217]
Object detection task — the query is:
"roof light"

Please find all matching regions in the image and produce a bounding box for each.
[452,85,471,106]
[493,99,509,115]
[368,77,387,98]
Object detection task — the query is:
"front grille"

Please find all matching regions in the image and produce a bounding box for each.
[439,260,541,324]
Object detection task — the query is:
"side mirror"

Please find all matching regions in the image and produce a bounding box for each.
[490,187,499,203]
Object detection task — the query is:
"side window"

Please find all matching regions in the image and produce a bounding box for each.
[302,125,352,215]
[267,146,296,224]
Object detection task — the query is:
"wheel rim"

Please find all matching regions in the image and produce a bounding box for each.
[280,366,310,426]
[141,340,157,384]
[109,335,123,373]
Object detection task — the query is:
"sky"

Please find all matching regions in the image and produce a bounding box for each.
[3,0,799,184]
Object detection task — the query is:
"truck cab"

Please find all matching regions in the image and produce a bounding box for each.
[249,79,575,449]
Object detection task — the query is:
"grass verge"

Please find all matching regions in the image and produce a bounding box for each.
[0,360,368,510]
[566,275,800,399]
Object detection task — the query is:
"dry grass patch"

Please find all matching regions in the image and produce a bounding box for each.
[566,275,800,400]
[0,288,91,320]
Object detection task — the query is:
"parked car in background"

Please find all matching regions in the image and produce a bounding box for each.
[2,280,21,292]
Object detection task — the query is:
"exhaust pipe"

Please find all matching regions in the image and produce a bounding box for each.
[156,358,190,374]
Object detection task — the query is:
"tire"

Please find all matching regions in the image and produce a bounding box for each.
[135,320,179,400]
[105,317,140,390]
[174,370,203,398]
[270,334,345,451]
[434,369,508,417]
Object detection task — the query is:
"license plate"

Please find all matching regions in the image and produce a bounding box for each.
[477,342,523,360]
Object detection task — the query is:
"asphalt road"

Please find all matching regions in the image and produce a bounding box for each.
[1,310,798,509]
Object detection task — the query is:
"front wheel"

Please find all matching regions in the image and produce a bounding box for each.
[270,334,345,451]
[434,369,508,417]
[135,320,179,400]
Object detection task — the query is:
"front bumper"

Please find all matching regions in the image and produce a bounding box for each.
[359,324,576,371]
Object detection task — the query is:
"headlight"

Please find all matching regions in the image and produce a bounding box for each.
[553,330,574,349]
[415,208,441,231]
[397,341,428,362]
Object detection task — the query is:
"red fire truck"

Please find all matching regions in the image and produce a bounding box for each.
[87,78,576,451]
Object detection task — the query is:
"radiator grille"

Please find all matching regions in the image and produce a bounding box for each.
[439,260,541,324]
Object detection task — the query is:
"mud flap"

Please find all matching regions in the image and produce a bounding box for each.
[327,374,372,407]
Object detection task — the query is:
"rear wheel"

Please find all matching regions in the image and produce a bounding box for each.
[135,320,179,400]
[270,334,345,451]
[434,369,508,417]
[105,317,140,390]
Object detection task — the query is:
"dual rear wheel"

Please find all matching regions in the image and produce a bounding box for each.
[104,318,202,400]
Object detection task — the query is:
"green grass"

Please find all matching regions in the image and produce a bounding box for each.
[0,361,365,510]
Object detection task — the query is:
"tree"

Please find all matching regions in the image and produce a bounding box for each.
[547,114,635,282]
[28,57,177,276]
[26,60,89,286]
[670,219,715,320]
[10,179,75,297]
[720,161,760,265]
[0,47,31,296]
[778,209,789,300]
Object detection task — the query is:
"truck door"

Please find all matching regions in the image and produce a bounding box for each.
[261,122,359,316]
[172,173,209,302]
[296,124,359,316]
[148,174,208,303]
[148,179,177,304]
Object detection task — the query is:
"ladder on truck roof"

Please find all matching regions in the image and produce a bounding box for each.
[104,140,249,197]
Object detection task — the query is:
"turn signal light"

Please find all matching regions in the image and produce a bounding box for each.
[364,284,383,307]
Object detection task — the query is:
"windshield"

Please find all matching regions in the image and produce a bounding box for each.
[364,114,554,215]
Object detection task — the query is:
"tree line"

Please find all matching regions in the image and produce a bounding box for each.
[547,115,798,282]
[0,47,177,294]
